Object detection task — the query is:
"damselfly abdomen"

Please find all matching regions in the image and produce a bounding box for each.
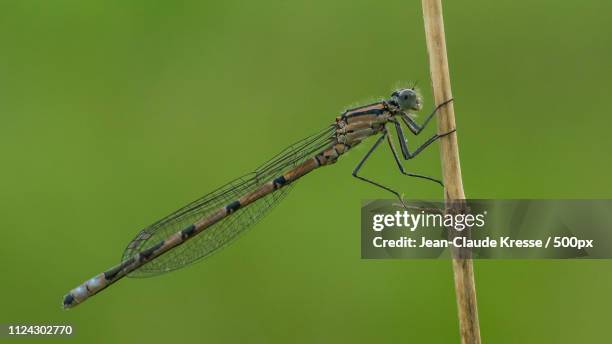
[63,88,453,308]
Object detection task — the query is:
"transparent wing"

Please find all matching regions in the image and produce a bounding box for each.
[122,125,335,277]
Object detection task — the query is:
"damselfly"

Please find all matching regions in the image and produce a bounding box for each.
[63,88,454,308]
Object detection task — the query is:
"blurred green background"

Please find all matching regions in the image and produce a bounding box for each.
[1,0,611,343]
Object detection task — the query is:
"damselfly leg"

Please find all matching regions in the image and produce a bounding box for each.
[390,99,455,186]
[386,131,444,187]
[393,119,456,162]
[400,98,454,134]
[352,131,407,206]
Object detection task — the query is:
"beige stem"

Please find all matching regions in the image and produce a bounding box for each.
[421,1,481,343]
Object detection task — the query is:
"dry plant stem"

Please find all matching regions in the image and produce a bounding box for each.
[421,0,482,343]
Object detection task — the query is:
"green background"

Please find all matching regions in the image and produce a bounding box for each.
[1,0,611,343]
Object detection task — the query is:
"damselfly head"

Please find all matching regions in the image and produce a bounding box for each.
[390,88,422,112]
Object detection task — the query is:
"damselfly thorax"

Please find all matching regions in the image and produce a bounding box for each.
[316,102,393,165]
[63,88,454,308]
